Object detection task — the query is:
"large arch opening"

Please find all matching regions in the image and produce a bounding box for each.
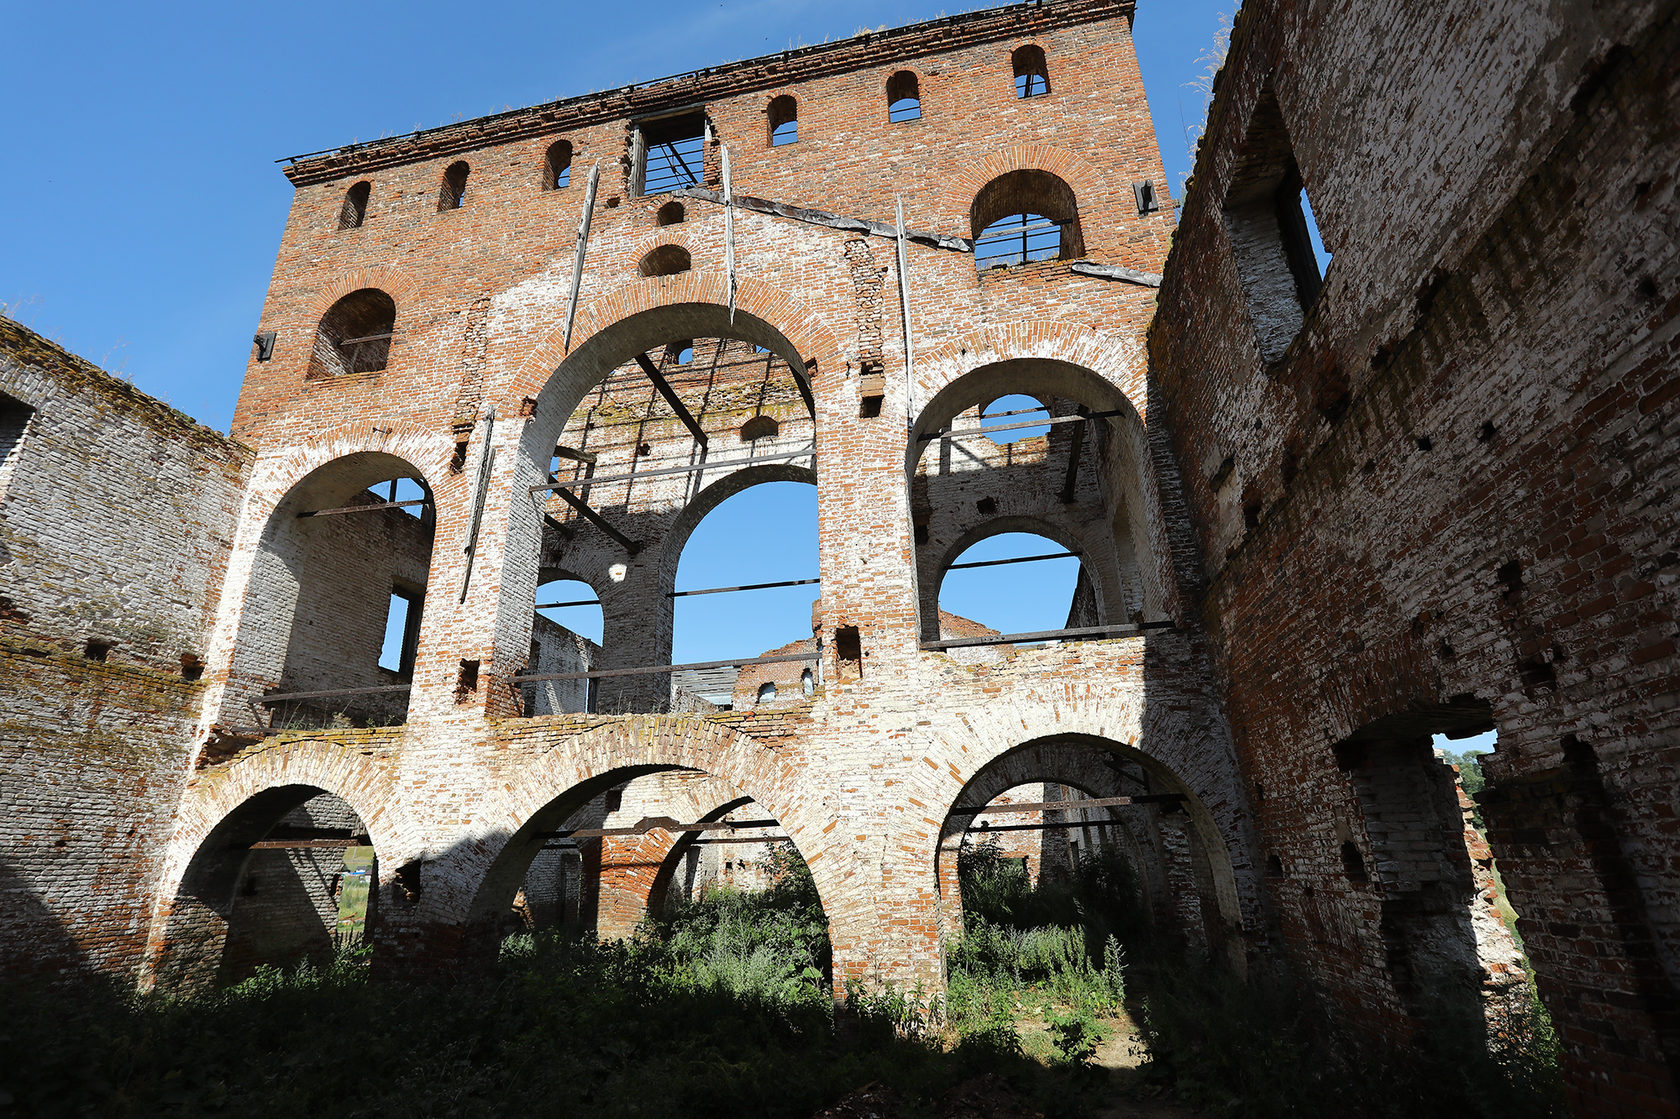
[470,765,832,990]
[937,735,1239,964]
[227,453,436,730]
[909,360,1168,646]
[148,785,378,990]
[511,303,819,716]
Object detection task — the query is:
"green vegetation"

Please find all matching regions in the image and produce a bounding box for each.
[0,838,1565,1118]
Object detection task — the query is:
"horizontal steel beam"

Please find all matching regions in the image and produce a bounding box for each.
[951,794,1185,815]
[539,817,779,840]
[921,623,1145,650]
[918,407,1126,443]
[299,499,429,518]
[533,445,816,492]
[515,650,817,685]
[535,577,820,610]
[945,551,1077,571]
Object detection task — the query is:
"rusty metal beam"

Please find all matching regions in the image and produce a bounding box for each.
[951,794,1184,816]
[553,486,642,555]
[920,623,1149,651]
[299,499,429,518]
[538,817,779,840]
[515,649,816,685]
[247,836,370,850]
[530,445,815,492]
[635,352,708,449]
[918,406,1126,443]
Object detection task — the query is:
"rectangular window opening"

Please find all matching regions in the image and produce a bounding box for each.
[0,392,36,509]
[635,112,707,196]
[835,625,863,682]
[455,659,481,703]
[379,588,423,678]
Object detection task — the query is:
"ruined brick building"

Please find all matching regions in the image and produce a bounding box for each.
[1,0,1676,1113]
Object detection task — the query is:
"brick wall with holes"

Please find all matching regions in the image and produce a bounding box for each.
[0,322,250,983]
[8,0,1273,1025]
[1148,0,1680,1110]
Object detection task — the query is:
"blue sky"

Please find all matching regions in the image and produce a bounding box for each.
[7,1,1234,668]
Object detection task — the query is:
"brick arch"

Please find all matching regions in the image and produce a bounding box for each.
[910,320,1148,430]
[923,513,1122,640]
[195,424,457,744]
[141,736,408,990]
[626,228,696,272]
[465,717,841,932]
[506,270,845,405]
[889,696,1258,952]
[928,730,1249,967]
[945,143,1103,217]
[305,264,423,321]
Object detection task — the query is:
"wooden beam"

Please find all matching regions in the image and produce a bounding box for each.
[553,444,598,465]
[635,352,708,449]
[1060,406,1089,503]
[562,161,601,351]
[553,486,642,554]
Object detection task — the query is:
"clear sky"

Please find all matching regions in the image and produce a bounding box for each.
[7,0,1234,670]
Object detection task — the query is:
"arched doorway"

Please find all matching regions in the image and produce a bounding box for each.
[908,360,1168,647]
[937,735,1244,968]
[225,453,436,730]
[148,785,379,989]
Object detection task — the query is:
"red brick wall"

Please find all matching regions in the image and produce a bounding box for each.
[1148,0,1680,1111]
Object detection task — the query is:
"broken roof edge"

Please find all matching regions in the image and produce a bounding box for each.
[280,0,1136,187]
[0,317,255,459]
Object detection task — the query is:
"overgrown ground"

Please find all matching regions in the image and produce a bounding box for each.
[0,843,1563,1118]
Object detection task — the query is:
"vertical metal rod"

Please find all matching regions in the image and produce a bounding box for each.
[722,146,737,324]
[458,408,496,603]
[896,195,915,423]
[563,161,601,353]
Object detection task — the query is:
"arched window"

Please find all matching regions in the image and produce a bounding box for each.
[1013,45,1049,98]
[740,415,779,443]
[337,181,371,230]
[768,96,798,146]
[887,71,921,122]
[438,161,470,211]
[801,668,814,696]
[970,170,1083,271]
[308,289,396,378]
[657,201,686,226]
[639,244,691,277]
[939,532,1085,639]
[756,681,778,704]
[668,341,694,365]
[543,140,572,190]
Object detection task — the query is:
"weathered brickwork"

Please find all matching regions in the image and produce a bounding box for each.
[9,0,1669,1109]
[0,322,251,980]
[1148,0,1680,1111]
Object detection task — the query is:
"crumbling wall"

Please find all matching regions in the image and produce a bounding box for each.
[1148,0,1680,1109]
[0,321,250,982]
